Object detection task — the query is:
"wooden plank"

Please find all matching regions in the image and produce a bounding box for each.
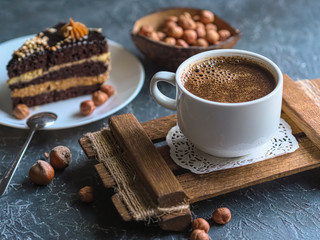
[159,209,192,232]
[79,115,177,160]
[79,136,96,160]
[108,113,187,208]
[111,194,132,221]
[176,136,320,203]
[94,163,115,188]
[157,145,181,171]
[282,74,320,149]
[141,114,177,143]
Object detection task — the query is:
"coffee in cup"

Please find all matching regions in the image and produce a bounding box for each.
[181,56,276,103]
[150,49,283,158]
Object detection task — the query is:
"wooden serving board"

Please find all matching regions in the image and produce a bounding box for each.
[79,75,320,231]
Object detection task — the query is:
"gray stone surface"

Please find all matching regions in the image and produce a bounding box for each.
[0,0,320,239]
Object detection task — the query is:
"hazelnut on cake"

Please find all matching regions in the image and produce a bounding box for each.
[6,18,110,108]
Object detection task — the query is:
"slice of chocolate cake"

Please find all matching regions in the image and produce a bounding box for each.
[6,18,110,108]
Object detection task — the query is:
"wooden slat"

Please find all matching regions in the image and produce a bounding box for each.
[79,115,177,160]
[176,136,320,203]
[141,114,177,142]
[159,209,192,232]
[108,113,186,208]
[79,136,96,160]
[282,74,320,149]
[94,163,115,188]
[111,194,132,221]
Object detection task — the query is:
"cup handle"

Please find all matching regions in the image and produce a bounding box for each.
[150,71,177,110]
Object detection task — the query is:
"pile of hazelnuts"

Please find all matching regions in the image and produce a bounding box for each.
[138,10,231,48]
[28,146,72,186]
[80,84,115,116]
[190,207,231,240]
[28,145,94,203]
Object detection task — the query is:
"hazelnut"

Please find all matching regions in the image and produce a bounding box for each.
[13,104,30,120]
[178,13,196,30]
[166,25,183,38]
[176,39,189,47]
[195,27,206,39]
[49,146,72,170]
[80,100,96,116]
[100,84,115,97]
[195,38,209,47]
[92,90,108,106]
[205,23,218,31]
[147,31,160,41]
[165,15,178,23]
[200,10,215,24]
[138,25,154,36]
[212,207,231,224]
[195,22,205,29]
[192,218,210,233]
[163,20,177,29]
[157,31,166,41]
[190,229,210,240]
[206,30,220,44]
[164,37,176,45]
[193,15,201,22]
[219,29,231,41]
[29,160,55,185]
[78,186,94,203]
[182,29,197,44]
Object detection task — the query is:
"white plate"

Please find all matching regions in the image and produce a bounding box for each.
[0,35,145,129]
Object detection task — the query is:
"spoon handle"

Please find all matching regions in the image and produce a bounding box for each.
[0,126,37,196]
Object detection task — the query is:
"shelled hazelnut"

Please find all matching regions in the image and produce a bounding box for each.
[100,84,115,97]
[192,218,210,233]
[176,39,189,47]
[206,30,220,44]
[80,100,95,116]
[212,207,232,224]
[13,104,30,119]
[219,29,231,41]
[182,29,197,45]
[190,229,210,240]
[137,9,232,48]
[29,160,55,185]
[200,10,215,24]
[79,84,115,117]
[92,90,108,106]
[49,146,72,170]
[78,186,94,203]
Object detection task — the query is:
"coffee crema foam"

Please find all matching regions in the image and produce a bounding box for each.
[181,56,277,103]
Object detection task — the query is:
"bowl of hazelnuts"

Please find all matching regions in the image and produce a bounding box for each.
[131,7,242,70]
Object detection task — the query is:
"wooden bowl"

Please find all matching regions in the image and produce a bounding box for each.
[131,7,242,70]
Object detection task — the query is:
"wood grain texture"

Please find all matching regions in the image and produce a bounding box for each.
[79,115,177,160]
[158,209,192,232]
[282,74,320,149]
[176,136,320,203]
[79,136,96,160]
[94,163,115,188]
[79,78,320,230]
[141,114,177,143]
[111,194,133,221]
[108,113,186,208]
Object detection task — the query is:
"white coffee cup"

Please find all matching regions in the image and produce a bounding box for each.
[150,49,283,158]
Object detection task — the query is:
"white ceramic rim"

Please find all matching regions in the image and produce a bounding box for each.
[176,49,283,107]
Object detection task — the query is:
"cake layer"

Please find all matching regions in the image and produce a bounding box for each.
[7,52,110,87]
[7,23,108,78]
[11,72,108,99]
[12,84,102,108]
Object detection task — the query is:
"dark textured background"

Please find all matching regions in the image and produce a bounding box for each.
[1,0,320,239]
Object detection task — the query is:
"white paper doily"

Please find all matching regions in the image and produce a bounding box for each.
[166,118,299,174]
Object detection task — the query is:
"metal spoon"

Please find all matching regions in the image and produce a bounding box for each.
[0,112,57,196]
